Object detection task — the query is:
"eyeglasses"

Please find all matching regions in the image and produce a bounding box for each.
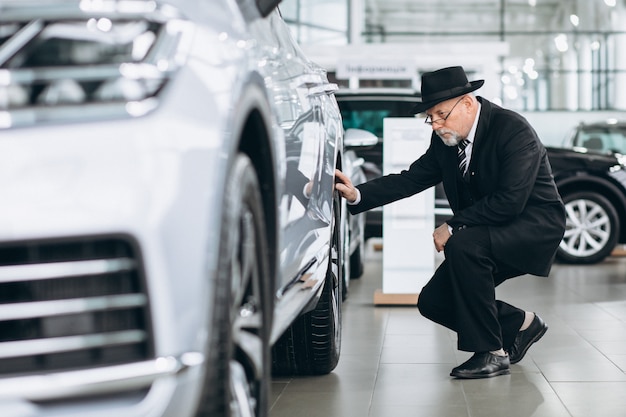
[424,97,464,126]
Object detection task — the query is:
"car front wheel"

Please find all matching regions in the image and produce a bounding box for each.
[557,191,619,264]
[196,154,271,417]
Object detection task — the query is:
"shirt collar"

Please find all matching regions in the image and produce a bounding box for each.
[465,102,481,144]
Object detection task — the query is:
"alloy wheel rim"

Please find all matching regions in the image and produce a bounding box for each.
[560,198,611,257]
[228,206,263,416]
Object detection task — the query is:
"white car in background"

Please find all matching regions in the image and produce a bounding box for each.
[341,129,377,284]
[0,1,363,416]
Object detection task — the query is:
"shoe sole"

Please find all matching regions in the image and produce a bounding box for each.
[450,368,510,379]
[509,324,548,365]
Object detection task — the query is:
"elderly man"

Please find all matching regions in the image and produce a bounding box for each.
[335,66,565,379]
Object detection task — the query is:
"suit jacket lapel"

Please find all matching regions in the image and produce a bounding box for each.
[470,97,491,174]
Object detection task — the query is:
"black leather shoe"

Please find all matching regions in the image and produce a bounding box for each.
[507,313,548,364]
[450,352,510,379]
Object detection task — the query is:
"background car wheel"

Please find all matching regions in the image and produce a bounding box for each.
[272,192,343,375]
[557,191,619,264]
[197,154,271,417]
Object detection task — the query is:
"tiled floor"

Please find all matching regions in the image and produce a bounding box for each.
[270,240,626,417]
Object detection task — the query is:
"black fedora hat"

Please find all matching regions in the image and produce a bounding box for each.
[411,66,484,114]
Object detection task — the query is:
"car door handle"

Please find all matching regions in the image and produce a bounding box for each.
[323,83,338,94]
[307,83,338,97]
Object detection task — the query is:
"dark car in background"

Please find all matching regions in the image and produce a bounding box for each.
[335,89,626,265]
[555,119,626,263]
[546,147,626,264]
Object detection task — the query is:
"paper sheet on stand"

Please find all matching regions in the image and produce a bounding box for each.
[382,118,435,294]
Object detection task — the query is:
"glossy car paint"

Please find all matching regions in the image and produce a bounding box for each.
[0,0,343,416]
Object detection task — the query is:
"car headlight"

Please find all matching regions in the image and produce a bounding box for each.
[0,1,190,128]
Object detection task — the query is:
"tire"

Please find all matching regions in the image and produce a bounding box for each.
[557,191,619,264]
[196,154,271,417]
[271,192,343,376]
[349,242,364,279]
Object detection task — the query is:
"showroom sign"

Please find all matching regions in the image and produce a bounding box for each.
[336,59,416,80]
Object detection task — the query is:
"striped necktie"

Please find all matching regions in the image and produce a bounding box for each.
[457,139,469,176]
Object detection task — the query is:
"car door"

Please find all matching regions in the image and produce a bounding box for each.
[250,10,339,290]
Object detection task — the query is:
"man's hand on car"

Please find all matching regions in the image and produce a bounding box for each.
[334,169,358,203]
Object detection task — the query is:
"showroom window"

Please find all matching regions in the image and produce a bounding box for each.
[280,0,348,45]
[283,0,626,112]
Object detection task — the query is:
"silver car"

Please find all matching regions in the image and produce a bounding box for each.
[0,1,348,416]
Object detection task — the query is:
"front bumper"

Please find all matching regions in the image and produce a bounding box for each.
[0,77,230,416]
[0,353,202,402]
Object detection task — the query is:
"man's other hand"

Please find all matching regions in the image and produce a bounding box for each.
[433,222,452,252]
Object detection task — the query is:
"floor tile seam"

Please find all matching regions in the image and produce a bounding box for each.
[367,310,391,417]
[345,265,384,417]
[379,360,458,364]
[456,379,473,417]
[559,319,626,372]
[534,359,576,417]
[553,279,612,305]
[550,380,626,385]
[593,301,626,323]
[451,329,473,417]
[554,289,626,321]
[585,343,626,369]
[547,379,626,414]
[269,382,289,412]
[605,353,626,373]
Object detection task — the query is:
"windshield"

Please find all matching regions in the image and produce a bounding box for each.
[574,125,626,154]
[337,99,417,138]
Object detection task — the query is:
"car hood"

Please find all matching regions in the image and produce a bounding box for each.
[546,146,624,171]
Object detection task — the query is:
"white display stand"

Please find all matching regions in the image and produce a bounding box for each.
[374,118,435,305]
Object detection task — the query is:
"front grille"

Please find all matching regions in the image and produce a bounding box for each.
[0,236,153,377]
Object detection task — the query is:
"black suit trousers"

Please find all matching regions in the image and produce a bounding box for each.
[417,225,527,352]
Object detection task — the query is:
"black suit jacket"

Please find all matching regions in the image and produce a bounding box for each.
[350,97,566,276]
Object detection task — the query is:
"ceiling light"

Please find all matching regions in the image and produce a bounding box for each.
[504,85,518,100]
[554,34,569,52]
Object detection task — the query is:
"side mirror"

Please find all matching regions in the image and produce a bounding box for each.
[256,0,282,17]
[344,128,378,149]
